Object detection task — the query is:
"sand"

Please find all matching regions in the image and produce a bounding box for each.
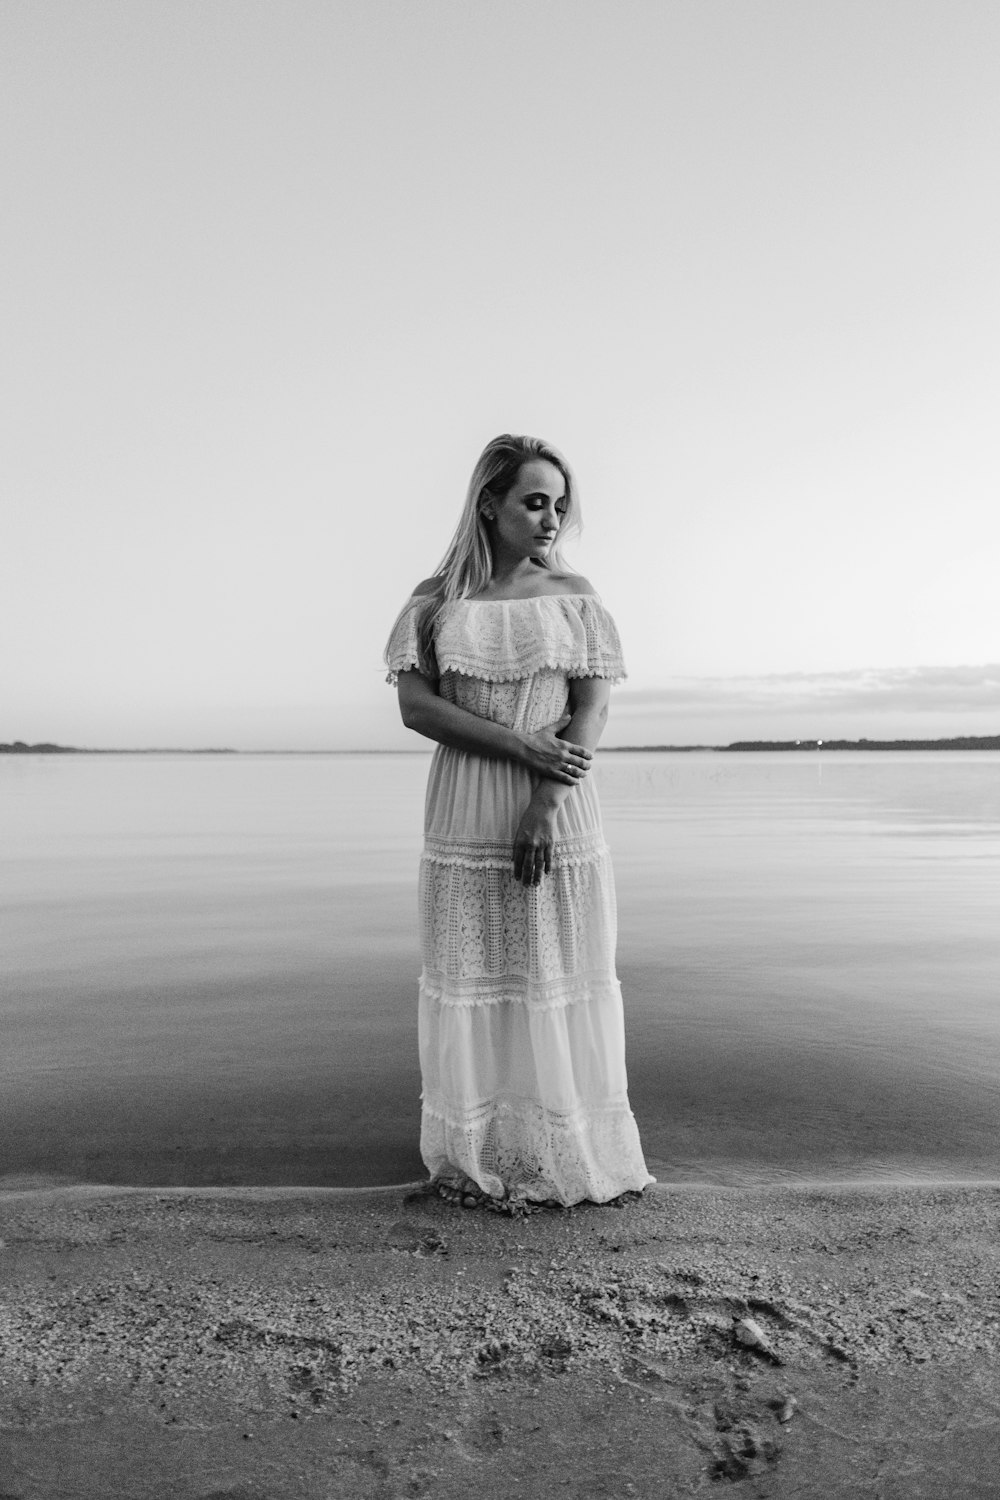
[2,1180,999,1498]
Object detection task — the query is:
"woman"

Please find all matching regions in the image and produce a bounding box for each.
[385,434,653,1208]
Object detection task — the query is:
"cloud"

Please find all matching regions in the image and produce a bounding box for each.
[616,664,1000,720]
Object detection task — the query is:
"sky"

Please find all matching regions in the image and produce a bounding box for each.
[4,0,999,749]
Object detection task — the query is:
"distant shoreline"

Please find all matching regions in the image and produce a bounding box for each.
[612,734,1000,752]
[4,735,1000,755]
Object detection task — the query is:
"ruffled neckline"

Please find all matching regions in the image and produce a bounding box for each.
[412,592,596,609]
[461,592,592,604]
[385,590,625,685]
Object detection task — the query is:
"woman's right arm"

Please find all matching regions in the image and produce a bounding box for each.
[396,669,592,787]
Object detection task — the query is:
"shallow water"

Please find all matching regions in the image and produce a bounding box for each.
[2,750,999,1187]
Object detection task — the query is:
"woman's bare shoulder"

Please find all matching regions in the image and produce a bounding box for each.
[556,572,598,596]
[410,576,444,597]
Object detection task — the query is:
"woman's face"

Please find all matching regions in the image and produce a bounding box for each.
[486,459,568,563]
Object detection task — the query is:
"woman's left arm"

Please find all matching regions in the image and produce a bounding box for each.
[512,676,612,885]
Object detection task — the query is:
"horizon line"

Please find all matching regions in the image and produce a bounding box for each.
[4,734,1000,757]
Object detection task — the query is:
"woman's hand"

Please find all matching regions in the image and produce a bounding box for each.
[518,728,592,785]
[513,804,559,887]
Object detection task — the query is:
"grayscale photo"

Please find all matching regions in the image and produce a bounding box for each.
[3,1,999,1495]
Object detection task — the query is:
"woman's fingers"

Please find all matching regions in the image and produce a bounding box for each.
[553,746,590,784]
[523,730,593,783]
[513,842,551,885]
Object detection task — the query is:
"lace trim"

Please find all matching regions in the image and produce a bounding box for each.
[419,970,622,1010]
[421,832,608,871]
[383,597,424,685]
[385,657,421,686]
[420,1094,655,1205]
[384,593,626,686]
[421,1092,634,1129]
[438,659,625,685]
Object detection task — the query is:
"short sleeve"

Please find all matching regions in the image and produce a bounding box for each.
[384,596,423,684]
[571,596,626,682]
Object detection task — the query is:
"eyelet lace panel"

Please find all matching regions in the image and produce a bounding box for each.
[438,669,571,733]
[384,593,626,685]
[419,848,617,989]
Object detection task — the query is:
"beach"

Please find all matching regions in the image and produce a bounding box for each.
[3,1179,1000,1497]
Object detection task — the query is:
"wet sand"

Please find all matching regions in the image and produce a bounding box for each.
[3,1180,999,1497]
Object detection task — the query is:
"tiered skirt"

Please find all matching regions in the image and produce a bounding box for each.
[417,746,654,1205]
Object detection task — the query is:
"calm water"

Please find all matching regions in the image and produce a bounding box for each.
[2,750,999,1188]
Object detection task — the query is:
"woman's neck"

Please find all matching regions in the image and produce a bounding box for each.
[468,560,571,601]
[488,555,545,588]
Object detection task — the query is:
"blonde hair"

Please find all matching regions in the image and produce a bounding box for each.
[393,434,582,677]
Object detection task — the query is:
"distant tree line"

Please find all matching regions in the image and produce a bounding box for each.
[0,743,236,754]
[0,741,75,753]
[720,736,1000,751]
[609,735,1000,752]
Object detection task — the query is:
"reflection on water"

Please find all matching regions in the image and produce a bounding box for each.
[2,750,999,1187]
[600,751,1000,1185]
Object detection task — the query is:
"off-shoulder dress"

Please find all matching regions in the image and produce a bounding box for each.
[385,592,653,1206]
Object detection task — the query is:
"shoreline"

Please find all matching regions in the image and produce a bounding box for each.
[3,1180,999,1497]
[4,1172,1000,1200]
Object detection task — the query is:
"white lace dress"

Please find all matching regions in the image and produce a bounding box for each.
[386,592,654,1206]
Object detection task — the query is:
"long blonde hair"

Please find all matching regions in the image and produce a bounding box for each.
[394,434,583,678]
